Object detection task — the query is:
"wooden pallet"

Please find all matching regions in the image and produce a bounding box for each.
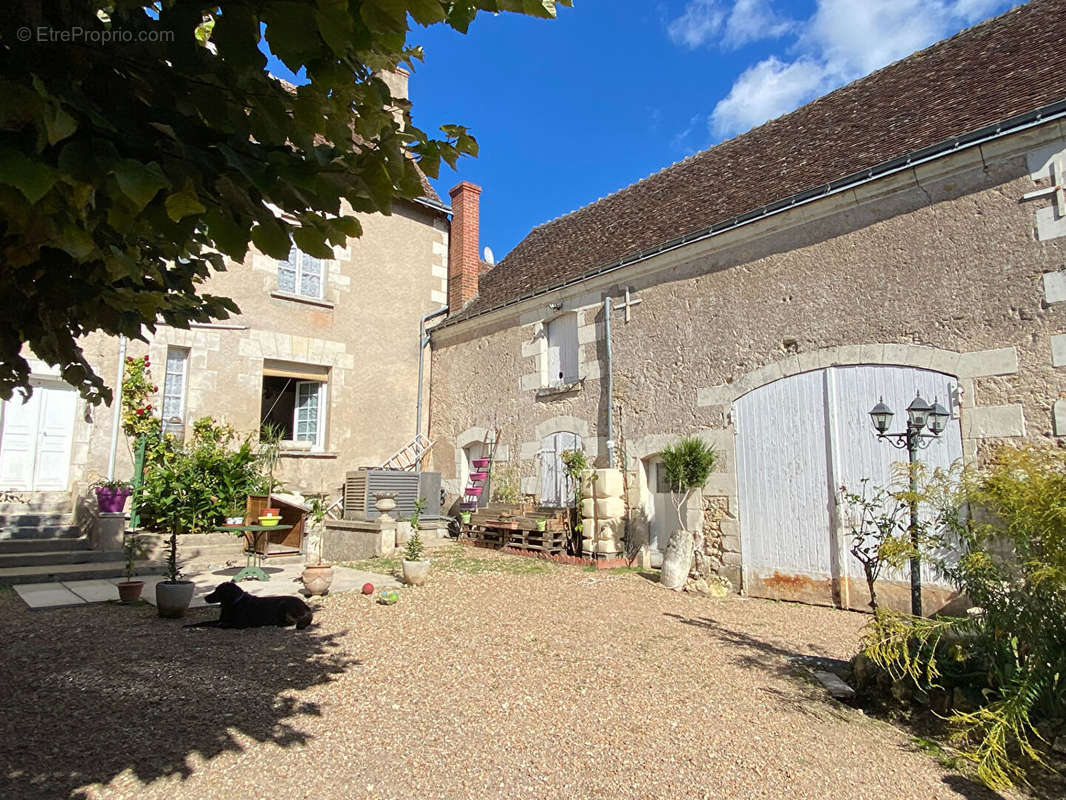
[506,528,567,553]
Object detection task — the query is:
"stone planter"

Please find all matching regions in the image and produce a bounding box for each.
[156,580,195,618]
[116,580,144,603]
[402,559,430,586]
[301,563,334,596]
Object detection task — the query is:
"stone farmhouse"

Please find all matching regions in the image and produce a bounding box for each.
[426,0,1066,611]
[0,70,454,501]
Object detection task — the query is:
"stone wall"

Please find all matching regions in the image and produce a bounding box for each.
[428,120,1066,590]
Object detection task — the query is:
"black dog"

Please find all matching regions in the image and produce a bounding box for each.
[185,581,313,630]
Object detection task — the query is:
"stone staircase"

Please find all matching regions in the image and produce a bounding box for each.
[0,496,163,585]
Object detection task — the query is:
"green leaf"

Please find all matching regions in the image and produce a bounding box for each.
[43,107,78,145]
[165,183,206,222]
[0,147,57,204]
[292,225,334,259]
[113,160,168,210]
[250,217,292,259]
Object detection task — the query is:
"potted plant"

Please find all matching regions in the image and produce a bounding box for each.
[223,500,246,527]
[155,499,196,618]
[93,478,132,513]
[401,498,430,586]
[460,511,472,525]
[658,436,719,591]
[301,497,334,596]
[258,423,283,515]
[116,532,145,603]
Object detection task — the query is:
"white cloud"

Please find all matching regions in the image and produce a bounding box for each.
[704,0,1016,138]
[667,0,725,48]
[723,0,795,47]
[667,0,795,49]
[710,57,828,138]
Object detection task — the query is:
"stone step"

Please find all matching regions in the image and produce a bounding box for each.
[0,548,123,569]
[0,560,167,586]
[0,536,91,554]
[0,493,73,515]
[0,512,73,528]
[0,525,83,541]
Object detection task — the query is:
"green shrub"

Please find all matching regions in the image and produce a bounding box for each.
[861,444,1066,790]
[661,436,718,528]
[135,417,267,534]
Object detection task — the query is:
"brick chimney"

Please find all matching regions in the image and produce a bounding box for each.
[448,181,482,312]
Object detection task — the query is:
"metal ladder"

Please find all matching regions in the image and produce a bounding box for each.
[380,432,434,471]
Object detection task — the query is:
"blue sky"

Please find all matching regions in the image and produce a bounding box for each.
[268,0,1018,262]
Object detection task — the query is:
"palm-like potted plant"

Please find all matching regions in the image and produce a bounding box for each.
[401,498,430,586]
[658,436,719,591]
[155,491,198,618]
[116,531,145,603]
[258,423,283,516]
[92,478,132,513]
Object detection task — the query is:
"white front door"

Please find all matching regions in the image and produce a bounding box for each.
[0,380,77,491]
[645,458,676,560]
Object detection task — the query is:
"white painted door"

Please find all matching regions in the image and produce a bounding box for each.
[829,365,963,597]
[735,369,835,604]
[734,365,962,607]
[540,431,581,507]
[0,380,77,491]
[645,458,677,557]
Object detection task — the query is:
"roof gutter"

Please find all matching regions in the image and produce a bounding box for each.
[433,97,1066,332]
[414,195,452,216]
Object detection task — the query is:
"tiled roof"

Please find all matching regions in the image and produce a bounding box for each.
[452,0,1066,322]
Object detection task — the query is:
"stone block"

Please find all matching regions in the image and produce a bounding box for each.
[1054,400,1066,436]
[957,347,1018,378]
[596,538,620,554]
[1052,334,1066,367]
[594,497,626,519]
[962,404,1026,439]
[588,468,624,498]
[722,551,743,567]
[89,513,125,551]
[322,521,390,561]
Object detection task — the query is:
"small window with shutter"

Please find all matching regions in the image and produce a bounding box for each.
[545,314,579,386]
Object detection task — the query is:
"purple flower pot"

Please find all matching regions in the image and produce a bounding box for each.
[95,486,131,513]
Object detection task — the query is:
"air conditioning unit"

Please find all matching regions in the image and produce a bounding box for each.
[343,469,441,521]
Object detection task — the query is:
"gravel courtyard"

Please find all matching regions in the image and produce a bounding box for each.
[0,547,1003,800]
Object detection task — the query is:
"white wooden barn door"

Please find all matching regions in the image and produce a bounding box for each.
[539,431,581,507]
[734,365,962,608]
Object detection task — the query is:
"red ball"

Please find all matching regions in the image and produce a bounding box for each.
[361,583,374,595]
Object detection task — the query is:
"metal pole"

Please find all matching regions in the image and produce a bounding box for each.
[604,296,614,468]
[106,335,127,480]
[415,306,448,446]
[907,425,922,617]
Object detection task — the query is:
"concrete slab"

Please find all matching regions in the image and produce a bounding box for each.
[14,561,399,609]
[64,579,122,603]
[15,582,85,609]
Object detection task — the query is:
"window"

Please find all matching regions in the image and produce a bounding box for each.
[260,362,329,451]
[545,314,578,386]
[161,347,189,436]
[277,247,325,300]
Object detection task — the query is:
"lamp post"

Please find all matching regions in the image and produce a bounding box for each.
[868,391,950,616]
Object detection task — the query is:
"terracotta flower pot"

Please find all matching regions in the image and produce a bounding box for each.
[117,580,144,603]
[301,563,334,596]
[156,580,195,618]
